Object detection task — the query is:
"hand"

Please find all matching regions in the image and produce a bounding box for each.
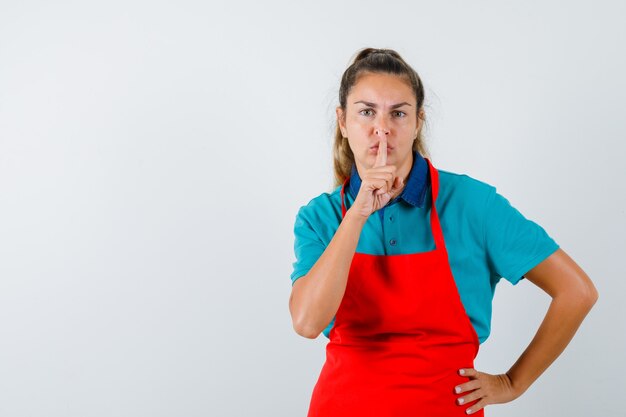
[454,368,521,414]
[348,132,405,220]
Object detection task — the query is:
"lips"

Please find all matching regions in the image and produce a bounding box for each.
[370,145,393,150]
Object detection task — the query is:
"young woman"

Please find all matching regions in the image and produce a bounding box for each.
[289,47,598,416]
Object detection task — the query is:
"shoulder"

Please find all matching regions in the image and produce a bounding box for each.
[294,184,343,241]
[436,168,496,209]
[296,184,342,219]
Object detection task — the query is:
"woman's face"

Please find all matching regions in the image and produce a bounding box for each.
[337,72,423,171]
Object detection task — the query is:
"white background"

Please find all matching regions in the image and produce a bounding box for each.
[0,1,624,416]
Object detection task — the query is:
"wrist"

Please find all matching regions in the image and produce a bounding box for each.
[344,208,369,225]
[506,371,529,398]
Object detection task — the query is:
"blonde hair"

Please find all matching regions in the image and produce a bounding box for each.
[332,48,430,187]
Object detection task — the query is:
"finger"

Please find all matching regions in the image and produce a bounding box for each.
[456,387,484,406]
[459,368,479,378]
[463,397,488,415]
[369,165,397,190]
[366,172,394,191]
[365,177,393,194]
[361,177,389,195]
[393,175,404,189]
[373,131,387,168]
[363,172,395,181]
[454,379,481,394]
[389,176,403,199]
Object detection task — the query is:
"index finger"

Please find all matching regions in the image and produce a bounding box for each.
[373,132,387,168]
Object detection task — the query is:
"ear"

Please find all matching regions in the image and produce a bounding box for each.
[415,108,425,136]
[336,106,347,137]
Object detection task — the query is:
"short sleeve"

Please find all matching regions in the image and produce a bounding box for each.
[290,206,327,286]
[483,187,560,285]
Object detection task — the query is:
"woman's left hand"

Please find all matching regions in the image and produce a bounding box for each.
[454,368,522,414]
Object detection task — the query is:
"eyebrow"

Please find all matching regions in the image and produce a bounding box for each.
[353,100,412,109]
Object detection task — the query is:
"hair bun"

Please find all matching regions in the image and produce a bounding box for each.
[353,48,400,63]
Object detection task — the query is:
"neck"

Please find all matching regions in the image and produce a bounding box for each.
[396,151,413,186]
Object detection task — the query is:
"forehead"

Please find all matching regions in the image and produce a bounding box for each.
[348,72,415,103]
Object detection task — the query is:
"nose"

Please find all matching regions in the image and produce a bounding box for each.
[374,127,390,136]
[374,113,390,136]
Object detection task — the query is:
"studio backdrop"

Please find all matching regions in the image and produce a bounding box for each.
[0,1,624,416]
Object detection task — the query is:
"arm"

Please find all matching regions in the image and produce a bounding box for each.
[455,248,599,414]
[290,135,402,339]
[289,209,367,339]
[505,247,599,395]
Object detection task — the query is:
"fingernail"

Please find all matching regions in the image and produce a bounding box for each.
[459,369,465,375]
[455,386,461,393]
[458,398,464,404]
[466,409,472,414]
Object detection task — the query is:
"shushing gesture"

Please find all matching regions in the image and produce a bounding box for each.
[349,131,405,220]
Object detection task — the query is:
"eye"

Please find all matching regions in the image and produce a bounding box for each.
[393,110,407,117]
[359,108,374,117]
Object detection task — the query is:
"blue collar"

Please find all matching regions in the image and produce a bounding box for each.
[348,150,429,208]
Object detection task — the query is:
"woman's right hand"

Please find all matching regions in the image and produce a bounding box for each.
[348,134,405,220]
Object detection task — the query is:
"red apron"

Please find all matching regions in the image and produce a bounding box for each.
[307,158,483,417]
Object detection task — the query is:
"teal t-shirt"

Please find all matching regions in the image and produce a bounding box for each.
[290,152,560,344]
